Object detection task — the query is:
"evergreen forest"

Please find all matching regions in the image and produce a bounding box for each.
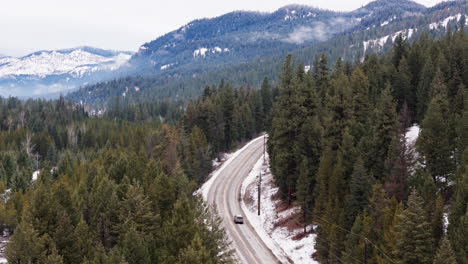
[0,25,467,264]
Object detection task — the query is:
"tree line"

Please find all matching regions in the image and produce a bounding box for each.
[268,29,467,263]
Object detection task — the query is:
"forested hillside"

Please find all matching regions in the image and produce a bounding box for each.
[0,79,274,263]
[67,0,468,107]
[268,28,467,263]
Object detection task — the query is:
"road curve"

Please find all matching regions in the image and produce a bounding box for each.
[206,136,281,264]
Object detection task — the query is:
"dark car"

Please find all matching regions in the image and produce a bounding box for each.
[234,215,244,224]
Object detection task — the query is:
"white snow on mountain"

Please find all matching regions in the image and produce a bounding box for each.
[363,28,417,55]
[193,47,230,58]
[380,16,397,27]
[429,14,467,30]
[160,63,175,70]
[0,49,131,79]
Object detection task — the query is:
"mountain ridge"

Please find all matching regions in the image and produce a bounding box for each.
[67,0,468,106]
[0,47,133,98]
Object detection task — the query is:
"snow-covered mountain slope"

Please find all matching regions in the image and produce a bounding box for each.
[0,49,130,78]
[68,0,468,106]
[0,47,132,98]
[129,0,427,76]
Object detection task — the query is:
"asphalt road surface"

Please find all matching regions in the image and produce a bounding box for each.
[206,136,283,264]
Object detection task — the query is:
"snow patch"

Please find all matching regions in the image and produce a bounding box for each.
[193,47,230,58]
[362,28,417,55]
[429,14,466,30]
[0,232,8,264]
[241,152,318,264]
[32,170,40,181]
[405,125,420,146]
[160,63,174,70]
[0,189,11,203]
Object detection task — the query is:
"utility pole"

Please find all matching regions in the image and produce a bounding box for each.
[258,171,261,216]
[363,238,368,264]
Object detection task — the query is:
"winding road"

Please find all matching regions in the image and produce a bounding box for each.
[206,136,282,264]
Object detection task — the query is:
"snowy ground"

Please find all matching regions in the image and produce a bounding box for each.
[0,236,7,263]
[241,153,318,264]
[405,124,420,147]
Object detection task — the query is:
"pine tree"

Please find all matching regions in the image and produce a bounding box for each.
[417,91,455,188]
[448,148,468,263]
[161,197,198,263]
[345,157,373,226]
[195,199,235,263]
[433,237,457,264]
[342,214,366,264]
[392,34,407,69]
[384,130,411,202]
[119,226,151,264]
[73,218,95,263]
[177,233,213,264]
[46,245,65,264]
[377,200,402,264]
[269,54,309,202]
[367,184,389,250]
[393,57,414,115]
[367,83,399,180]
[350,68,371,140]
[119,184,159,234]
[432,194,444,248]
[186,126,212,185]
[221,84,235,150]
[313,148,334,217]
[4,219,46,263]
[296,157,312,233]
[260,77,273,127]
[396,190,434,264]
[416,56,434,121]
[313,53,329,101]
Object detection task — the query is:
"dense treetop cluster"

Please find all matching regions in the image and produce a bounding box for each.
[268,29,467,263]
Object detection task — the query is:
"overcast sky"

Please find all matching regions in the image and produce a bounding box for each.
[0,0,447,57]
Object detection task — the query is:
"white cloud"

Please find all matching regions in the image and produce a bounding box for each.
[284,24,326,44]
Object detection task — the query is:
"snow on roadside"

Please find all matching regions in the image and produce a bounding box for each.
[241,153,318,264]
[0,258,6,264]
[196,135,265,200]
